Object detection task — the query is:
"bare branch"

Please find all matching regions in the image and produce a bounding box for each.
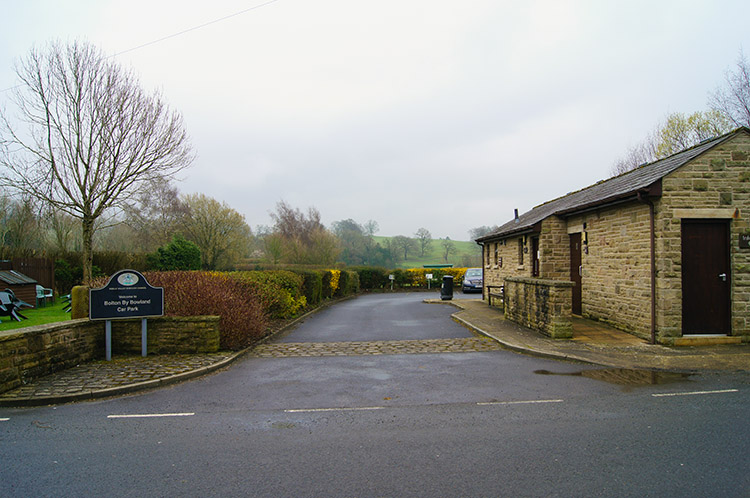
[0,40,193,282]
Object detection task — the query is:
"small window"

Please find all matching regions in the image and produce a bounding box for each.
[518,238,524,265]
[494,243,499,266]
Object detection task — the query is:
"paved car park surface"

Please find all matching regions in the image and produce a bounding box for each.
[2,292,749,497]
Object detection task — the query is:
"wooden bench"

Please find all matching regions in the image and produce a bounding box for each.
[486,285,504,309]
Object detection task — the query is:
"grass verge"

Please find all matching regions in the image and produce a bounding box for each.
[0,301,71,331]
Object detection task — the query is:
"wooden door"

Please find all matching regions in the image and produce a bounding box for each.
[681,220,731,335]
[531,237,540,277]
[569,233,582,315]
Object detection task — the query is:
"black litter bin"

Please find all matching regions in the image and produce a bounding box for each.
[440,275,454,301]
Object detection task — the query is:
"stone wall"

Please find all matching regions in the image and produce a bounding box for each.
[566,203,654,339]
[109,316,221,354]
[483,234,531,297]
[504,276,573,338]
[0,316,220,394]
[657,132,750,340]
[539,216,570,280]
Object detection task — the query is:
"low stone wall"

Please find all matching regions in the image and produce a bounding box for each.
[108,316,221,354]
[0,316,220,394]
[504,277,574,339]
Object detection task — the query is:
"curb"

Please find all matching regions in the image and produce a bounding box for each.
[449,312,592,365]
[0,354,243,407]
[426,298,579,363]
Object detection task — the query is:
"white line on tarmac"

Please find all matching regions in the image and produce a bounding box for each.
[651,389,739,398]
[477,399,564,406]
[285,406,385,413]
[0,418,9,421]
[107,412,195,419]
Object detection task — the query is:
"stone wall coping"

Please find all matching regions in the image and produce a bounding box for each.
[0,318,93,341]
[0,315,220,342]
[504,276,574,287]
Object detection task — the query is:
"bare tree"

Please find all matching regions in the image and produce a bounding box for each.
[710,50,750,127]
[363,220,379,237]
[0,41,193,283]
[123,177,189,252]
[610,111,731,176]
[270,200,325,245]
[468,225,499,241]
[0,194,14,256]
[414,228,432,257]
[0,195,45,256]
[610,129,660,176]
[268,200,340,264]
[441,237,456,263]
[654,111,731,158]
[392,235,417,261]
[181,193,252,270]
[48,210,80,253]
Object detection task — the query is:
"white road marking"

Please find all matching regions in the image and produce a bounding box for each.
[652,389,739,398]
[107,412,195,419]
[477,399,564,406]
[285,406,385,413]
[0,418,9,421]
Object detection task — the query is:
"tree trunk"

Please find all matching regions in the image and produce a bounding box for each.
[81,215,95,285]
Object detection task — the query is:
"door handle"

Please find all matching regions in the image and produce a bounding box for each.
[718,273,727,282]
[579,265,583,277]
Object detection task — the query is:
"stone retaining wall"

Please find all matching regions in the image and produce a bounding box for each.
[504,276,573,338]
[0,316,220,394]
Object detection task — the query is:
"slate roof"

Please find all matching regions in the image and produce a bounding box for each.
[476,127,750,243]
[0,270,37,285]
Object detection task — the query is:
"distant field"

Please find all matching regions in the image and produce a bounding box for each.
[373,236,481,269]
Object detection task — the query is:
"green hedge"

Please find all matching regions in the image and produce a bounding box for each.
[295,270,323,306]
[351,267,390,290]
[230,270,306,319]
[348,267,468,290]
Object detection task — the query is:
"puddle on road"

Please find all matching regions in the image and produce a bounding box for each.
[534,368,691,386]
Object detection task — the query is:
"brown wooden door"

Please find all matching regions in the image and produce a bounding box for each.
[569,233,582,315]
[681,220,731,335]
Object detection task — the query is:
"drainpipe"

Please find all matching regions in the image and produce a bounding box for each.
[637,191,657,344]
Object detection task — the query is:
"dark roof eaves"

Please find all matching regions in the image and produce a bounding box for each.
[476,224,537,243]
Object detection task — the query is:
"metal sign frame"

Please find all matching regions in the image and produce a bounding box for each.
[89,270,164,360]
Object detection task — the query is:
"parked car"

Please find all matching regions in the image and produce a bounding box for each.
[462,268,483,293]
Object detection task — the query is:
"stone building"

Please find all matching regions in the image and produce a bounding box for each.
[476,127,750,344]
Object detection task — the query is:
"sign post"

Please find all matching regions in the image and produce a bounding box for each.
[89,270,164,360]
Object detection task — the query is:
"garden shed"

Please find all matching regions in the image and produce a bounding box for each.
[0,270,38,308]
[477,127,750,345]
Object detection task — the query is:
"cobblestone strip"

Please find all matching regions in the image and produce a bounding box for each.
[0,353,232,401]
[249,337,504,358]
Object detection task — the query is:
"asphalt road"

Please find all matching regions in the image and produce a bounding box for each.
[1,293,749,497]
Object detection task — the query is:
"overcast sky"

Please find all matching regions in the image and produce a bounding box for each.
[2,0,750,240]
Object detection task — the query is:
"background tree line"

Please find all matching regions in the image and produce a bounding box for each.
[0,186,486,290]
[612,50,750,175]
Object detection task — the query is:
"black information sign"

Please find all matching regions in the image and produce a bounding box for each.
[740,233,750,249]
[90,270,164,320]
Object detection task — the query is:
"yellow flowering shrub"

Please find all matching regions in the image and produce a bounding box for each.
[399,268,469,288]
[328,269,341,295]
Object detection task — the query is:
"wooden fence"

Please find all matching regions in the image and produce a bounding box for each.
[0,257,55,289]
